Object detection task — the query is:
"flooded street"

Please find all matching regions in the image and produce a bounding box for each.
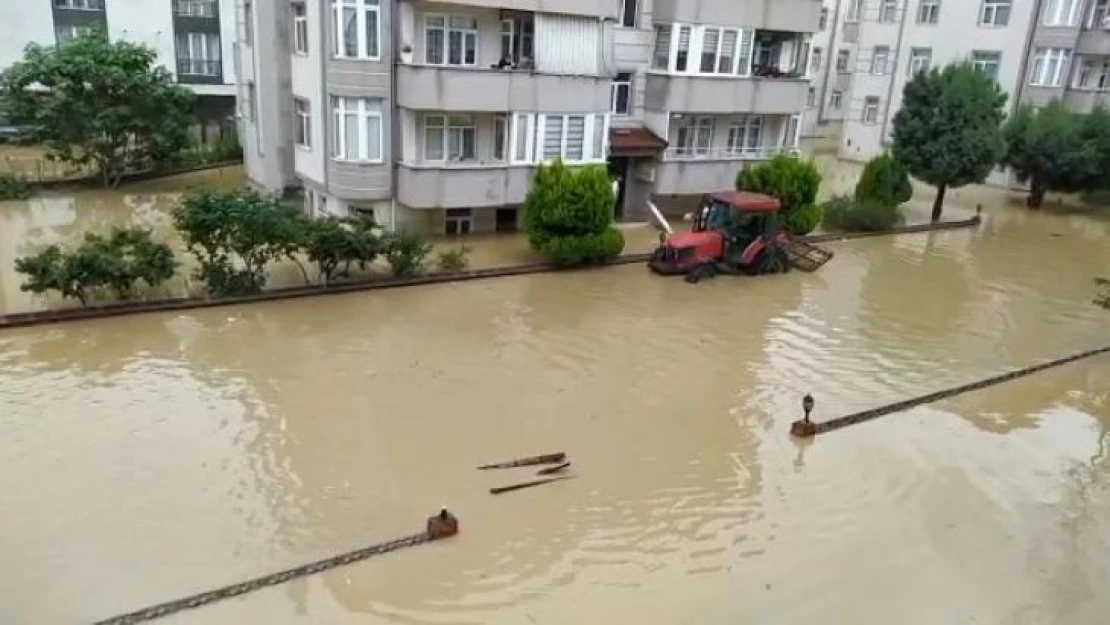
[2,167,1110,624]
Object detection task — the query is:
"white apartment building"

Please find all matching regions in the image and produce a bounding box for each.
[237,0,822,234]
[808,0,1110,177]
[0,0,240,141]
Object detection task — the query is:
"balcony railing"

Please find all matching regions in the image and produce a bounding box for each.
[174,0,218,18]
[663,146,800,161]
[177,58,221,76]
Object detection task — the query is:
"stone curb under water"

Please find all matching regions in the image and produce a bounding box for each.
[0,217,980,330]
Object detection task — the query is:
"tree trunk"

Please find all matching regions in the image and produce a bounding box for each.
[931,184,947,223]
[1028,178,1046,209]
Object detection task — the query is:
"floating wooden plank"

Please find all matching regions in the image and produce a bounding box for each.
[537,461,571,475]
[490,476,575,495]
[477,452,566,470]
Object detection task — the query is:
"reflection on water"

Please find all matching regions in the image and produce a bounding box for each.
[1,165,1110,624]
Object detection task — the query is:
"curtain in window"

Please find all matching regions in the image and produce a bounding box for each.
[534,14,601,74]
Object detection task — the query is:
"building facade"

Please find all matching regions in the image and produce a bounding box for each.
[807,0,1110,169]
[0,0,240,142]
[237,0,822,234]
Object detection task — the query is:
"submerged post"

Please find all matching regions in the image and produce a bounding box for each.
[426,507,459,539]
[791,394,818,438]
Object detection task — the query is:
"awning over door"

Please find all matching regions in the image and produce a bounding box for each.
[608,127,667,158]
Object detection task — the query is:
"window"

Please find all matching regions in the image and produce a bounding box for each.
[1089,0,1110,29]
[540,114,604,162]
[620,0,638,28]
[837,49,850,72]
[425,15,477,66]
[332,0,380,60]
[494,114,508,160]
[811,47,823,73]
[423,115,475,162]
[699,27,739,73]
[53,0,103,8]
[294,99,311,147]
[348,205,374,220]
[871,46,890,75]
[243,0,253,46]
[292,2,309,55]
[331,96,383,162]
[1030,47,1072,86]
[971,51,1002,81]
[499,15,534,65]
[909,48,932,76]
[55,24,90,43]
[807,87,816,107]
[819,8,829,30]
[175,0,217,17]
[176,32,221,76]
[445,209,472,235]
[675,116,713,156]
[652,24,671,69]
[830,90,843,109]
[846,0,864,22]
[980,0,1011,26]
[1074,57,1110,89]
[783,115,801,150]
[611,72,632,115]
[918,0,941,24]
[727,116,763,156]
[675,25,691,72]
[1044,0,1081,26]
[879,0,898,22]
[862,96,880,124]
[513,113,533,162]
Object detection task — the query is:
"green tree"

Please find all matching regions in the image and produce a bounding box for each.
[736,154,823,235]
[522,160,625,265]
[1002,101,1097,209]
[172,188,306,296]
[1082,106,1110,190]
[382,230,433,277]
[855,153,912,207]
[0,172,32,200]
[891,62,1007,221]
[303,215,383,283]
[15,227,177,305]
[0,29,194,187]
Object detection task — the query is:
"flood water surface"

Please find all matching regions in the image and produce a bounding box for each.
[2,193,1110,624]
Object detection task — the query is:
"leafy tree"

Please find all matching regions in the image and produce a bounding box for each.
[736,154,823,235]
[892,61,1007,221]
[382,230,432,277]
[1002,101,1097,208]
[0,172,32,200]
[303,215,383,283]
[15,227,177,305]
[522,160,625,265]
[0,29,194,187]
[172,188,305,296]
[855,153,912,207]
[1082,106,1110,190]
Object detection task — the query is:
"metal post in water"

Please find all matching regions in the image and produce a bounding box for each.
[791,394,818,438]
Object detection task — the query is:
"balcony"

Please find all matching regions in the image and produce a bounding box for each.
[654,147,798,195]
[176,58,223,83]
[395,4,611,111]
[645,74,808,115]
[416,0,617,20]
[1078,29,1110,56]
[174,0,218,18]
[397,164,535,209]
[653,0,820,32]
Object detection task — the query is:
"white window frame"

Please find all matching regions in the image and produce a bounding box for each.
[846,0,864,22]
[55,24,91,43]
[423,114,477,163]
[175,0,217,17]
[674,116,713,157]
[424,14,478,67]
[971,50,1002,81]
[294,98,311,148]
[980,0,1012,27]
[909,47,932,76]
[782,114,801,150]
[330,96,384,163]
[879,0,898,23]
[510,113,536,164]
[836,49,850,72]
[1088,0,1110,29]
[445,209,473,235]
[292,1,309,55]
[656,23,750,77]
[1043,0,1081,27]
[1073,56,1110,90]
[726,116,764,157]
[830,90,843,110]
[332,0,381,60]
[862,97,880,124]
[1029,47,1072,87]
[918,0,941,24]
[611,72,633,115]
[54,0,103,9]
[811,47,823,73]
[619,0,638,28]
[871,46,890,75]
[178,31,221,76]
[493,114,508,161]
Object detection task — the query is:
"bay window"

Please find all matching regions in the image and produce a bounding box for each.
[331,97,383,162]
[1030,48,1072,86]
[654,23,757,77]
[332,0,380,60]
[425,15,477,66]
[1043,0,1080,27]
[423,115,476,162]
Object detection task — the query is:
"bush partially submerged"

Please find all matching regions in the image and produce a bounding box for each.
[0,172,32,200]
[821,194,905,232]
[523,160,625,265]
[436,246,471,272]
[383,230,432,277]
[538,228,625,266]
[855,154,912,207]
[736,154,823,235]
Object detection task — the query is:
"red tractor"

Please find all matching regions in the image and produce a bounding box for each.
[649,191,796,283]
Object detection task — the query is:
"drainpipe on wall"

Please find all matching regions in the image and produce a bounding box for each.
[318,0,330,213]
[817,0,843,122]
[390,0,401,232]
[878,0,911,147]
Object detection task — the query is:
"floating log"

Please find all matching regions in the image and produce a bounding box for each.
[477,452,566,470]
[537,461,571,475]
[791,344,1110,438]
[490,475,574,495]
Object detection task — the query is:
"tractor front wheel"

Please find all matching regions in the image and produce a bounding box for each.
[684,262,716,284]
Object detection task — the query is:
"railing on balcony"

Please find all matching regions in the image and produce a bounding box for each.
[663,146,800,161]
[174,0,218,18]
[177,58,221,76]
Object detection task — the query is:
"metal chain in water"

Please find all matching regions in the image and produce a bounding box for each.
[93,532,431,625]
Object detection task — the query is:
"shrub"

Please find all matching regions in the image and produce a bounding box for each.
[383,230,432,277]
[736,154,823,235]
[855,154,912,207]
[821,194,905,232]
[436,246,471,272]
[15,227,177,305]
[0,172,32,200]
[303,215,382,283]
[523,160,625,265]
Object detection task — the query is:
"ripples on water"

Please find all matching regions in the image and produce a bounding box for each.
[1,201,1110,624]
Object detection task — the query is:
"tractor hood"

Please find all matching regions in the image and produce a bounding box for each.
[665,230,720,249]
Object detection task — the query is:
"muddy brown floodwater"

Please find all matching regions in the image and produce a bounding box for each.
[2,168,1110,625]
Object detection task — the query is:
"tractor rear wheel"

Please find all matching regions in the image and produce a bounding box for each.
[684,262,716,283]
[750,247,789,275]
